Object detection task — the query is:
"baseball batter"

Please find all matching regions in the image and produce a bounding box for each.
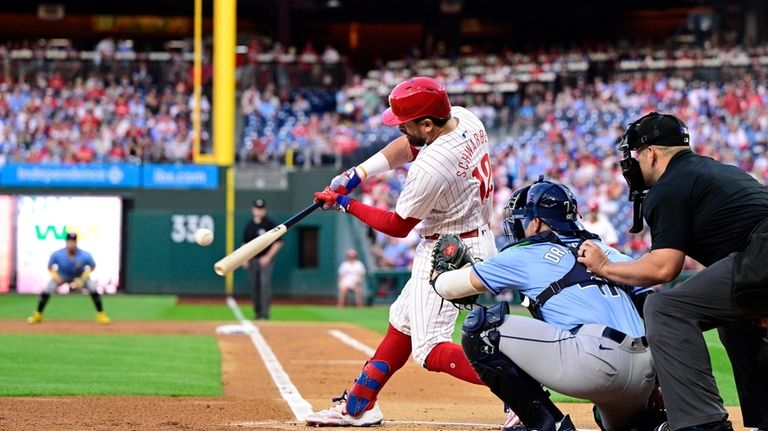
[432,180,663,431]
[307,77,500,427]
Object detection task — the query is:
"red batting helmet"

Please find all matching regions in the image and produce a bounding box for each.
[381,77,451,126]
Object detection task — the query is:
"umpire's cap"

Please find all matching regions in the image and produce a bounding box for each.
[65,232,77,241]
[252,198,266,208]
[619,112,690,151]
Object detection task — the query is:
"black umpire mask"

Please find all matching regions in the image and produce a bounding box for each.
[618,138,648,234]
[616,112,690,233]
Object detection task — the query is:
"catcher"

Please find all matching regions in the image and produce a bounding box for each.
[430,179,664,431]
[27,232,111,325]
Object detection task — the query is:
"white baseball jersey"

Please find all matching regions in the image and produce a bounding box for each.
[338,259,366,288]
[395,106,495,237]
[389,106,498,365]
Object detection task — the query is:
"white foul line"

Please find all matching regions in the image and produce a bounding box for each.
[328,329,376,356]
[223,303,597,430]
[225,296,314,421]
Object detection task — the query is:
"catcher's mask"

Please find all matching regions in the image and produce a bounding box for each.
[617,112,689,233]
[504,177,581,242]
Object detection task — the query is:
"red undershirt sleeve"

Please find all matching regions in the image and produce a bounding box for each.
[346,200,421,238]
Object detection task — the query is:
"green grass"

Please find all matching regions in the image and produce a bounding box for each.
[0,294,239,321]
[0,333,221,396]
[0,295,739,404]
[270,304,391,332]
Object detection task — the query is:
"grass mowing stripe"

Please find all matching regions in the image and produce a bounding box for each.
[0,334,221,396]
[0,297,739,405]
[0,294,179,320]
[0,294,239,321]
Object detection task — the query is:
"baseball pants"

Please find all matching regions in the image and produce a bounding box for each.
[494,316,656,431]
[644,252,768,430]
[44,278,97,294]
[248,259,275,319]
[389,226,497,365]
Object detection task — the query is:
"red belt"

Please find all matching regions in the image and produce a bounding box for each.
[423,228,479,241]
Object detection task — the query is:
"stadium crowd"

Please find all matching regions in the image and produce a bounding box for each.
[2,39,768,267]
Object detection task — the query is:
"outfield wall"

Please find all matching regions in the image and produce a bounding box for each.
[1,164,385,299]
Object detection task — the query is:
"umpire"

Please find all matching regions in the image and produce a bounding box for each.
[578,112,768,431]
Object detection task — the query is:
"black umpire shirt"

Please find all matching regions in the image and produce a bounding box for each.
[643,149,768,267]
[242,217,280,259]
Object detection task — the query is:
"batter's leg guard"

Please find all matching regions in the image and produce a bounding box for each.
[462,303,564,431]
[346,360,391,416]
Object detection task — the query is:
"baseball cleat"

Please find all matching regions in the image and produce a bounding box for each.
[502,408,523,431]
[305,391,383,427]
[96,311,111,325]
[557,414,576,431]
[503,414,575,431]
[27,311,43,324]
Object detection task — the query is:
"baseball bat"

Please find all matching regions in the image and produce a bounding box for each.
[214,201,323,276]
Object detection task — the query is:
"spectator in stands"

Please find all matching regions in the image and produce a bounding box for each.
[580,201,619,248]
[337,249,366,307]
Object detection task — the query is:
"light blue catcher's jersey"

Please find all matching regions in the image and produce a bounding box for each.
[472,234,645,337]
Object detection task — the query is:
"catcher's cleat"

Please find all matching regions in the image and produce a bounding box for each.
[504,414,575,431]
[304,391,383,427]
[96,311,111,325]
[557,415,576,431]
[655,420,733,431]
[502,407,523,431]
[27,311,43,324]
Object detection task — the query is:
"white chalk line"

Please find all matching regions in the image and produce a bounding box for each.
[225,296,314,421]
[328,328,376,356]
[223,301,598,430]
[231,419,498,429]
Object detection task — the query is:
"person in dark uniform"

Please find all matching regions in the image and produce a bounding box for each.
[242,198,283,320]
[578,112,768,431]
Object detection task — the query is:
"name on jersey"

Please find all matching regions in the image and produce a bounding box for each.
[456,130,488,177]
[544,245,568,263]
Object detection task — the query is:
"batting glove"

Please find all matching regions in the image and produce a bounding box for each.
[314,187,352,212]
[329,167,363,195]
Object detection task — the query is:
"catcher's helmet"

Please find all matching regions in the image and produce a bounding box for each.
[504,179,582,242]
[381,77,451,126]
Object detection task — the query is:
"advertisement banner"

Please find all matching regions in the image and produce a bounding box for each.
[0,196,12,293]
[142,164,219,189]
[1,164,141,188]
[15,196,122,294]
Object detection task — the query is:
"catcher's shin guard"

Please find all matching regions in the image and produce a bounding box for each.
[346,360,391,416]
[462,304,564,431]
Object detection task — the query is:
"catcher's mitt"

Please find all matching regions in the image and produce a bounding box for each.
[430,234,479,308]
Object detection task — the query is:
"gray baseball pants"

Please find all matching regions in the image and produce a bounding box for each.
[644,253,768,430]
[496,316,656,431]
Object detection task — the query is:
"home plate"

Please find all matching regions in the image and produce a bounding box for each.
[216,324,255,335]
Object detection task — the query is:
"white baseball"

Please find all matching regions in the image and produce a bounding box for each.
[194,228,214,246]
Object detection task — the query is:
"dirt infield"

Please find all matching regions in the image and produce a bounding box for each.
[0,321,746,430]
